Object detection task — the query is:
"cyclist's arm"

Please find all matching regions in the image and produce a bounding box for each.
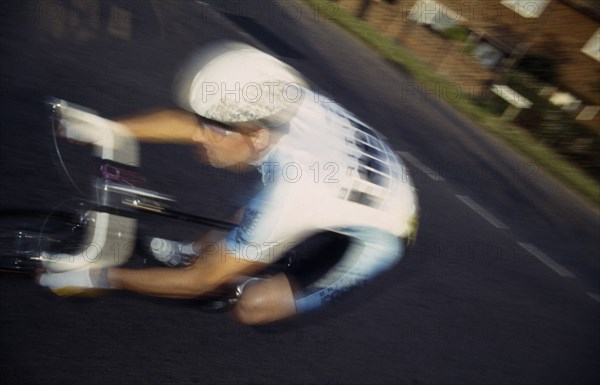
[106,239,266,298]
[117,109,199,143]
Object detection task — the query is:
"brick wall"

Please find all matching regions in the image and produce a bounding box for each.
[529,1,599,105]
[336,0,495,96]
[336,0,599,128]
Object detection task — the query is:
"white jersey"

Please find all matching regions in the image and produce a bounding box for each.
[226,89,418,263]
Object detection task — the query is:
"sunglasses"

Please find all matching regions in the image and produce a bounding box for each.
[197,115,235,139]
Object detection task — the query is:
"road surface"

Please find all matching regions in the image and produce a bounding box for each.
[1,1,598,384]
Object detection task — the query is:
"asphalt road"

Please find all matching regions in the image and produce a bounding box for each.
[1,1,599,384]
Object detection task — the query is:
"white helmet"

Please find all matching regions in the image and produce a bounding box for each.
[174,41,308,127]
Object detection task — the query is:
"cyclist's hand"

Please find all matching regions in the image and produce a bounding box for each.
[38,267,111,296]
[56,119,94,146]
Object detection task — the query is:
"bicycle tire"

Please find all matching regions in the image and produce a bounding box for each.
[0,209,87,272]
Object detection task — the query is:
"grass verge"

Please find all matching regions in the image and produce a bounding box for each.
[302,0,599,208]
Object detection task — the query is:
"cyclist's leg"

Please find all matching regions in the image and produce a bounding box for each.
[293,227,403,313]
[232,273,296,325]
[232,228,402,324]
[232,231,351,324]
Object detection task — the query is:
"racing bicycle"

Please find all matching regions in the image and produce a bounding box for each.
[0,98,385,310]
[0,99,239,278]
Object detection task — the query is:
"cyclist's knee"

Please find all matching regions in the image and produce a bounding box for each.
[232,275,296,325]
[233,292,268,325]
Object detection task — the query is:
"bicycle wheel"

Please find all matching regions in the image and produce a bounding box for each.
[0,207,89,272]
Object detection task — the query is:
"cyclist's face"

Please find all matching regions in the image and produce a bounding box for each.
[192,120,268,169]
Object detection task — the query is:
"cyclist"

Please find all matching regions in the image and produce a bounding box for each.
[39,42,418,325]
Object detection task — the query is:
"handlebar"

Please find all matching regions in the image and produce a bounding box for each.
[48,98,140,165]
[41,99,144,272]
[40,99,236,273]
